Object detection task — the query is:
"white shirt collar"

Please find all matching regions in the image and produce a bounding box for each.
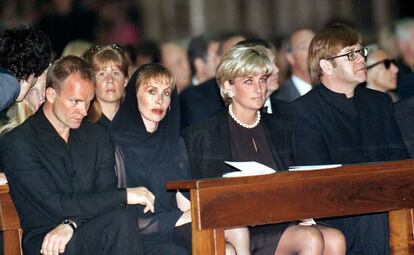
[291,75,312,96]
[263,98,272,114]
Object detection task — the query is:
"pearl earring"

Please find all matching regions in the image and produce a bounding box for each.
[227,90,234,98]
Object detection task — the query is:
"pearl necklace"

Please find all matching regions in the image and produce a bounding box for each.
[228,104,261,129]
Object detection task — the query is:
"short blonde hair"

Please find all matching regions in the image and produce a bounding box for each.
[216,45,273,104]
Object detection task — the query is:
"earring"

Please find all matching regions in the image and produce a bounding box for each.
[227,90,234,98]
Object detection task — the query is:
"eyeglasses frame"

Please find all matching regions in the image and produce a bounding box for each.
[326,48,368,61]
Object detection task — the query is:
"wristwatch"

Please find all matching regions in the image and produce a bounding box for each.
[62,219,78,231]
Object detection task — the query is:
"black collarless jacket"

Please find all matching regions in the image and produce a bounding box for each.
[0,109,126,251]
[183,110,294,179]
[290,84,408,165]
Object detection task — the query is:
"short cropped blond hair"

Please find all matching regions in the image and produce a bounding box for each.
[216,45,273,104]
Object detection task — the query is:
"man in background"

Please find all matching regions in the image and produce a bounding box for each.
[0,26,51,112]
[272,28,315,102]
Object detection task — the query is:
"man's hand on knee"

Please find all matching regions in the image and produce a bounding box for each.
[41,224,74,255]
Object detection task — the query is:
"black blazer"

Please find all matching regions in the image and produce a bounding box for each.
[179,78,225,131]
[395,96,414,158]
[183,110,294,179]
[272,77,301,102]
[290,85,408,165]
[0,110,126,253]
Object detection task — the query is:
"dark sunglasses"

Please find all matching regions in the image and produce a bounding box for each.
[367,59,396,70]
[89,44,124,55]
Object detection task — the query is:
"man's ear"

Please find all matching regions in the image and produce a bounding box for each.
[285,52,295,66]
[194,58,205,75]
[45,87,57,103]
[319,59,334,76]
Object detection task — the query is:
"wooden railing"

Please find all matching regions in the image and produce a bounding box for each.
[167,160,414,255]
[0,184,22,255]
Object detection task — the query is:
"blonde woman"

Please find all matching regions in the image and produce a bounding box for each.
[184,45,346,255]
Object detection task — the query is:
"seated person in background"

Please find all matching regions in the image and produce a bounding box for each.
[61,40,93,58]
[395,95,414,157]
[86,44,129,128]
[0,26,51,112]
[184,44,345,255]
[161,42,191,93]
[0,68,47,135]
[290,23,408,255]
[0,56,155,255]
[366,45,399,101]
[111,63,250,255]
[272,28,315,102]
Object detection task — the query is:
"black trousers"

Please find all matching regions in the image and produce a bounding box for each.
[142,223,191,255]
[24,208,143,255]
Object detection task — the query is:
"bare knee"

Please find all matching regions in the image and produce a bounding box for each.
[276,225,324,255]
[319,227,346,255]
[299,227,324,253]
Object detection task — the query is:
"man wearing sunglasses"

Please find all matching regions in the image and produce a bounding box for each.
[366,47,399,102]
[290,23,408,255]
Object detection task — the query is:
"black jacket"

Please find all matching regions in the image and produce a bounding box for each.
[290,84,408,165]
[183,110,294,178]
[179,78,225,131]
[0,109,126,252]
[395,96,414,158]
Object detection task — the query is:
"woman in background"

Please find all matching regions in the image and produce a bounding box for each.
[86,44,128,128]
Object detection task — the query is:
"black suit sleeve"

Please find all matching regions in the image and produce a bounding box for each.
[0,131,126,228]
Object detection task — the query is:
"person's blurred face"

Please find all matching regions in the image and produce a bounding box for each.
[226,73,268,112]
[137,77,172,132]
[367,50,398,92]
[162,44,191,92]
[94,62,127,105]
[24,70,46,112]
[204,41,220,79]
[331,44,367,86]
[47,73,94,130]
[265,51,279,97]
[289,30,315,77]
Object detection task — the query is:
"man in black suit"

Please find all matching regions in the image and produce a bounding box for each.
[180,34,223,130]
[272,29,315,102]
[395,96,414,157]
[0,56,155,255]
[273,29,315,102]
[290,24,408,255]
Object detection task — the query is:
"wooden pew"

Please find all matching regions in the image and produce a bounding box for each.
[0,184,22,255]
[167,160,414,255]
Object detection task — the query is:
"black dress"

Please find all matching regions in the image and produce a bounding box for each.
[110,69,192,255]
[184,109,295,255]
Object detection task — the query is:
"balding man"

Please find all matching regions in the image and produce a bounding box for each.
[272,29,315,102]
[161,42,191,93]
